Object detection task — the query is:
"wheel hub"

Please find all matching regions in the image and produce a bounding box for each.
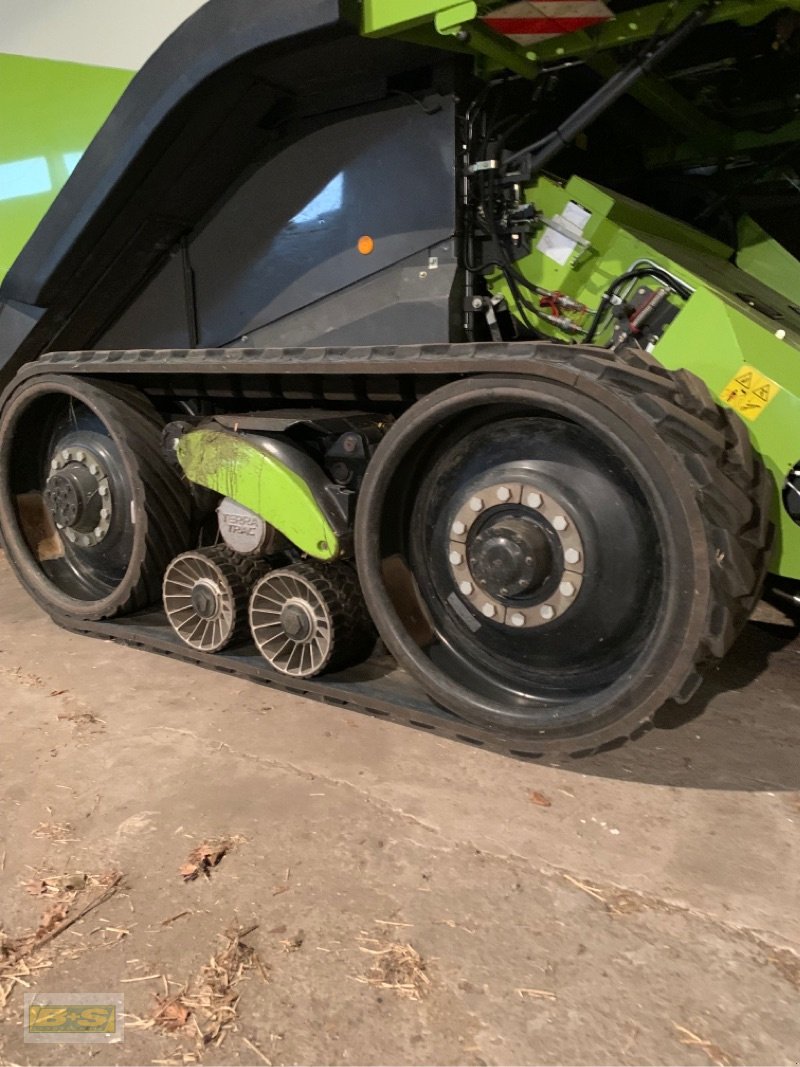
[190,580,222,620]
[448,481,585,629]
[44,446,112,547]
[468,515,552,599]
[280,601,314,641]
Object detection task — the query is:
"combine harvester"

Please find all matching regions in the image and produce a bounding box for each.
[1,0,799,755]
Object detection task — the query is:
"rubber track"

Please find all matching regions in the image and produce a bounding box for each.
[52,606,554,761]
[95,384,193,616]
[11,341,773,754]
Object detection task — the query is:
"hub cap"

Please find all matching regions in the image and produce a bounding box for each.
[44,446,112,547]
[448,482,584,628]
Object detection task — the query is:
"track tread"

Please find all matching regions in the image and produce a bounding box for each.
[10,343,775,754]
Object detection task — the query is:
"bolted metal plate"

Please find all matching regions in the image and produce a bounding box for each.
[447,481,585,629]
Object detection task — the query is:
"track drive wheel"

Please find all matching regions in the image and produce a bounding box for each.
[164,546,266,653]
[0,375,192,620]
[354,352,773,752]
[249,561,375,678]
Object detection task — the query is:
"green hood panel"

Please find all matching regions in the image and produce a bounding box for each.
[0,53,131,281]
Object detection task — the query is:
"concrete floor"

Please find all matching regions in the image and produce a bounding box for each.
[0,548,799,1067]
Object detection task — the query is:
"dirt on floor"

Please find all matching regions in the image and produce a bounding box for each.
[0,549,799,1066]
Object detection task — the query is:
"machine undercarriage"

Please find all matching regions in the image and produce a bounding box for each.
[1,0,799,752]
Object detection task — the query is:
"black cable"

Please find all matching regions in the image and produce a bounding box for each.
[583,267,692,344]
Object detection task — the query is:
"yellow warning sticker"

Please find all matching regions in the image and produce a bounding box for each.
[720,365,781,421]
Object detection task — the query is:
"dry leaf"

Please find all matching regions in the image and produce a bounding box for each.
[152,995,192,1032]
[528,790,552,807]
[36,902,70,938]
[180,838,241,882]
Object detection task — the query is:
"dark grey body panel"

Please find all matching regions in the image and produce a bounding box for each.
[0,0,459,389]
[101,101,459,351]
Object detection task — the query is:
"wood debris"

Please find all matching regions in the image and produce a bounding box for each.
[279,931,304,953]
[517,987,557,1000]
[143,924,268,1052]
[179,836,244,881]
[561,872,673,917]
[354,936,430,1000]
[528,789,552,807]
[0,871,122,1007]
[31,821,75,844]
[673,1023,736,1067]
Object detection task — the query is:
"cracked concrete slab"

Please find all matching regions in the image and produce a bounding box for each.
[0,552,799,1065]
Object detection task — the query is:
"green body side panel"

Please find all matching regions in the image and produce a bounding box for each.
[655,291,800,579]
[489,175,800,579]
[176,431,340,562]
[0,54,132,282]
[736,217,800,306]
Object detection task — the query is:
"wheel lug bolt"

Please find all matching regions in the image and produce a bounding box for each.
[50,459,58,470]
[540,604,555,620]
[459,580,473,595]
[89,464,98,475]
[500,587,508,595]
[451,520,466,536]
[560,581,576,597]
[510,612,526,628]
[481,603,496,618]
[496,486,511,502]
[94,527,103,538]
[75,451,85,462]
[60,450,69,461]
[553,515,568,531]
[564,548,581,565]
[100,508,109,519]
[469,497,484,512]
[526,492,542,508]
[449,551,463,566]
[99,486,108,497]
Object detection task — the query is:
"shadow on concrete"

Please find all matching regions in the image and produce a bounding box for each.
[562,615,800,792]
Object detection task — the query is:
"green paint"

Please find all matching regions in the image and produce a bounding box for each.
[176,430,340,561]
[0,53,132,282]
[655,290,800,579]
[363,0,462,35]
[434,2,477,34]
[489,175,800,578]
[737,217,800,306]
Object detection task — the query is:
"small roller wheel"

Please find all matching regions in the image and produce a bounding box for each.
[249,561,375,678]
[163,546,257,653]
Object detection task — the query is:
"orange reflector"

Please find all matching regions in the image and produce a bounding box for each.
[357,235,374,255]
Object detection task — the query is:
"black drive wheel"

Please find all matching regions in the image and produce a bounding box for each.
[0,374,192,620]
[354,349,772,751]
[249,561,375,678]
